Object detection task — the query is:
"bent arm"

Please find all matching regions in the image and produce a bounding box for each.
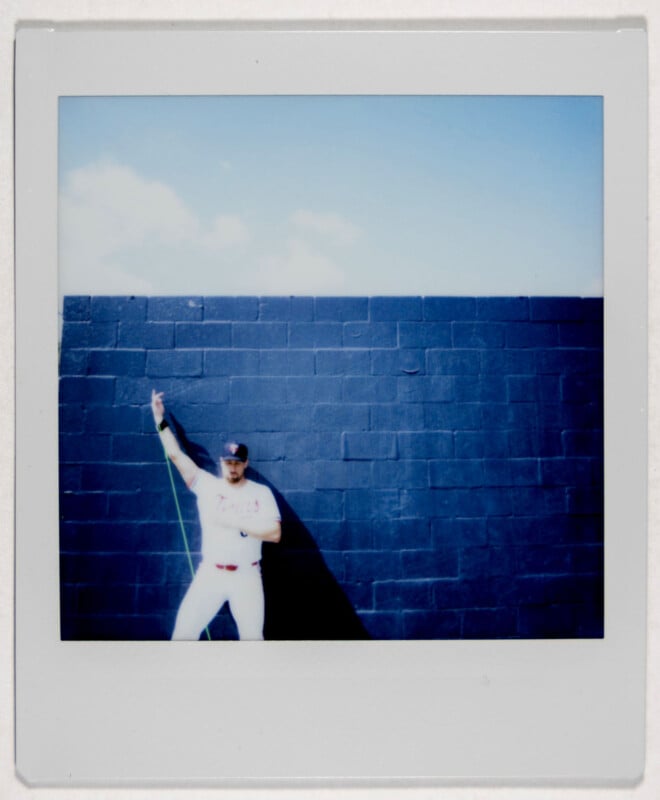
[236,518,281,543]
[151,390,199,488]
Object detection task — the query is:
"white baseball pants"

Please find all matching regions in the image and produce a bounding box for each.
[171,560,265,641]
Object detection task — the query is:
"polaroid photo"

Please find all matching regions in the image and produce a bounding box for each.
[14,23,647,786]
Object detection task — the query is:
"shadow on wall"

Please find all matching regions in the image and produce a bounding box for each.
[170,416,370,640]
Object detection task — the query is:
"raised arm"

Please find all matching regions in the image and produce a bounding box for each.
[151,390,199,489]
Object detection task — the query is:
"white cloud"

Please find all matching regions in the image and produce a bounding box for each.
[290,209,361,245]
[59,162,249,295]
[257,238,347,294]
[201,214,249,249]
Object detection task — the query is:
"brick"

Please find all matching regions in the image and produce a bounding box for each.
[91,296,147,322]
[345,489,400,519]
[456,488,512,516]
[454,431,509,459]
[230,404,313,433]
[85,406,140,434]
[427,350,480,375]
[370,404,425,431]
[230,377,288,404]
[517,545,573,575]
[232,322,288,348]
[541,458,594,487]
[374,580,431,610]
[476,297,529,320]
[397,432,453,459]
[432,517,488,547]
[360,611,403,639]
[452,322,505,349]
[511,487,567,516]
[371,348,425,376]
[480,349,536,375]
[567,487,604,514]
[454,376,506,403]
[203,297,258,321]
[509,429,562,458]
[261,296,315,321]
[61,553,139,584]
[562,430,604,458]
[561,374,602,404]
[344,322,397,348]
[107,490,168,522]
[401,548,459,579]
[343,582,374,611]
[375,518,432,549]
[175,322,231,348]
[147,297,203,321]
[61,322,117,350]
[111,433,163,462]
[373,460,427,488]
[317,349,370,375]
[60,464,81,492]
[88,350,145,377]
[63,296,90,321]
[76,585,136,615]
[343,376,397,403]
[506,322,558,348]
[423,297,476,320]
[403,610,461,639]
[287,376,341,403]
[424,404,481,431]
[460,545,517,578]
[118,322,174,349]
[60,491,108,521]
[483,459,540,487]
[289,322,343,348]
[429,460,483,488]
[60,349,88,376]
[315,297,368,321]
[60,377,115,405]
[342,432,397,460]
[344,550,401,582]
[370,297,422,320]
[400,489,459,519]
[268,460,316,491]
[285,490,343,520]
[530,297,603,322]
[204,350,259,376]
[81,462,164,491]
[536,348,602,375]
[507,375,538,402]
[399,322,451,349]
[313,404,370,431]
[397,376,453,403]
[559,322,604,350]
[146,351,202,377]
[260,350,315,376]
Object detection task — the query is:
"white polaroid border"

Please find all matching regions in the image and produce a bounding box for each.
[15,25,647,786]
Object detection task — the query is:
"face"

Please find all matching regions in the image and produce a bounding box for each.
[220,458,248,484]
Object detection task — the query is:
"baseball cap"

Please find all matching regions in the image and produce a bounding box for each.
[221,441,249,462]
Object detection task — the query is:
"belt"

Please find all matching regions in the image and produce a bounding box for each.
[215,561,260,571]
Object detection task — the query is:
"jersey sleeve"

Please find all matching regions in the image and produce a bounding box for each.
[189,468,216,497]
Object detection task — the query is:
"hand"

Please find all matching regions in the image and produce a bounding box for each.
[151,389,165,424]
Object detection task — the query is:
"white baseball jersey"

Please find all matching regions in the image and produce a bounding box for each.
[190,470,280,566]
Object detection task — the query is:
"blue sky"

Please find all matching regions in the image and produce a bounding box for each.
[58,95,603,297]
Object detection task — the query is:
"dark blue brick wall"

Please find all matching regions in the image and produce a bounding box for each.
[59,295,604,640]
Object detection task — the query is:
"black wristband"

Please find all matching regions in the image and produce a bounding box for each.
[157,419,169,432]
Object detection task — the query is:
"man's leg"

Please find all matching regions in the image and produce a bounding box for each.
[228,564,266,641]
[172,563,227,640]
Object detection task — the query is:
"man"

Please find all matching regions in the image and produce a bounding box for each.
[151,390,281,641]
